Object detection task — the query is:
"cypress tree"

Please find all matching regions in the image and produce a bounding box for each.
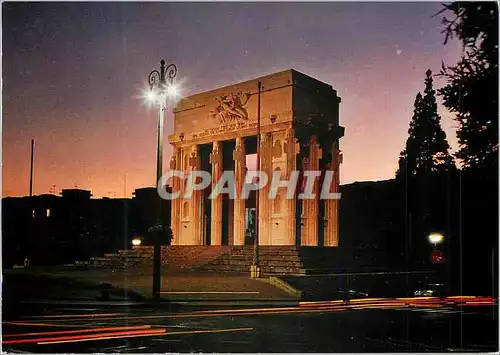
[396,70,453,179]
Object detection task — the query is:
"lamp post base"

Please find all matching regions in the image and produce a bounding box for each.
[250,264,261,278]
[148,223,164,300]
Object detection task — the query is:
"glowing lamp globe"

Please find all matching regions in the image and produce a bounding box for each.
[132,238,142,247]
[428,233,444,246]
[148,90,158,102]
[166,84,178,98]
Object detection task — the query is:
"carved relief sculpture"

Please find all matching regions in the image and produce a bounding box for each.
[272,139,283,159]
[210,92,251,124]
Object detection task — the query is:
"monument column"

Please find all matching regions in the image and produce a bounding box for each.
[210,141,223,245]
[259,133,273,245]
[233,137,246,245]
[283,128,297,245]
[188,145,203,245]
[301,135,320,246]
[169,147,181,245]
[324,142,342,247]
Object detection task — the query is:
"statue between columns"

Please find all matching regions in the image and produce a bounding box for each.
[209,148,222,166]
[188,150,201,172]
[233,145,245,163]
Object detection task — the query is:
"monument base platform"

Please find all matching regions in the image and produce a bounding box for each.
[90,245,389,276]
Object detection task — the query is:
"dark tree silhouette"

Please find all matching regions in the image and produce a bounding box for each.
[397,69,454,179]
[437,2,498,170]
[435,2,498,297]
[395,70,455,278]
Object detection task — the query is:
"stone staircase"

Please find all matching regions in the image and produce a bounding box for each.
[89,246,230,272]
[89,245,388,275]
[196,246,303,275]
[163,246,231,271]
[197,246,389,275]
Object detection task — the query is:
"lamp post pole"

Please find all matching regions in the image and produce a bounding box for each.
[29,139,35,197]
[251,81,262,278]
[147,59,177,299]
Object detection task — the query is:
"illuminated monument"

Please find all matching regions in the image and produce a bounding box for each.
[168,69,345,247]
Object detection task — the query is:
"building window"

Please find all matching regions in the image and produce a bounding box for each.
[46,209,51,217]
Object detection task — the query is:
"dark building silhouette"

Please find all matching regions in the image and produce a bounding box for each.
[2,187,172,267]
[3,194,60,266]
[61,188,93,200]
[129,187,171,245]
[92,197,130,252]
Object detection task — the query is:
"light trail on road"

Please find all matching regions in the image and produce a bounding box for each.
[36,327,254,345]
[3,296,497,352]
[3,321,107,328]
[33,313,124,319]
[3,328,167,345]
[6,296,496,329]
[3,325,152,338]
[159,291,260,294]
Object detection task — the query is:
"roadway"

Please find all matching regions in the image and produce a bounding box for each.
[3,296,498,352]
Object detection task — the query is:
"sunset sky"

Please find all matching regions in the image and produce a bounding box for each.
[3,2,462,198]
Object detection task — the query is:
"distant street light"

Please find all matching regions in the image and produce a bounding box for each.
[428,233,444,246]
[146,59,178,300]
[132,237,142,247]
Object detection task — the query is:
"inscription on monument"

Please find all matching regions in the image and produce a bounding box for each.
[192,122,258,139]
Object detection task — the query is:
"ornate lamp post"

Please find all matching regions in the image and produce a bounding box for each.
[147,59,178,299]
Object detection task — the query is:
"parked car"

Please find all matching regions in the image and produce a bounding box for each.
[414,283,445,297]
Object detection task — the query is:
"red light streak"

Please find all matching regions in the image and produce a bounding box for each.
[37,327,254,345]
[2,321,91,328]
[3,329,166,345]
[35,313,124,319]
[3,325,151,338]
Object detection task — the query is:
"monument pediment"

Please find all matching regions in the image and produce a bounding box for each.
[170,69,341,146]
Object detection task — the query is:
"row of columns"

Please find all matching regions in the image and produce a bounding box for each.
[258,133,273,245]
[233,137,246,245]
[301,135,320,246]
[169,148,181,242]
[209,141,223,246]
[284,129,297,244]
[299,135,341,247]
[324,141,341,247]
[169,131,340,247]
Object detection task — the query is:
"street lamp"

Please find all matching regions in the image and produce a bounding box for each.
[132,237,142,247]
[146,59,178,300]
[428,233,444,247]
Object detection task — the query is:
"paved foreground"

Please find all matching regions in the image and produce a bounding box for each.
[3,299,498,352]
[2,270,498,352]
[3,267,295,303]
